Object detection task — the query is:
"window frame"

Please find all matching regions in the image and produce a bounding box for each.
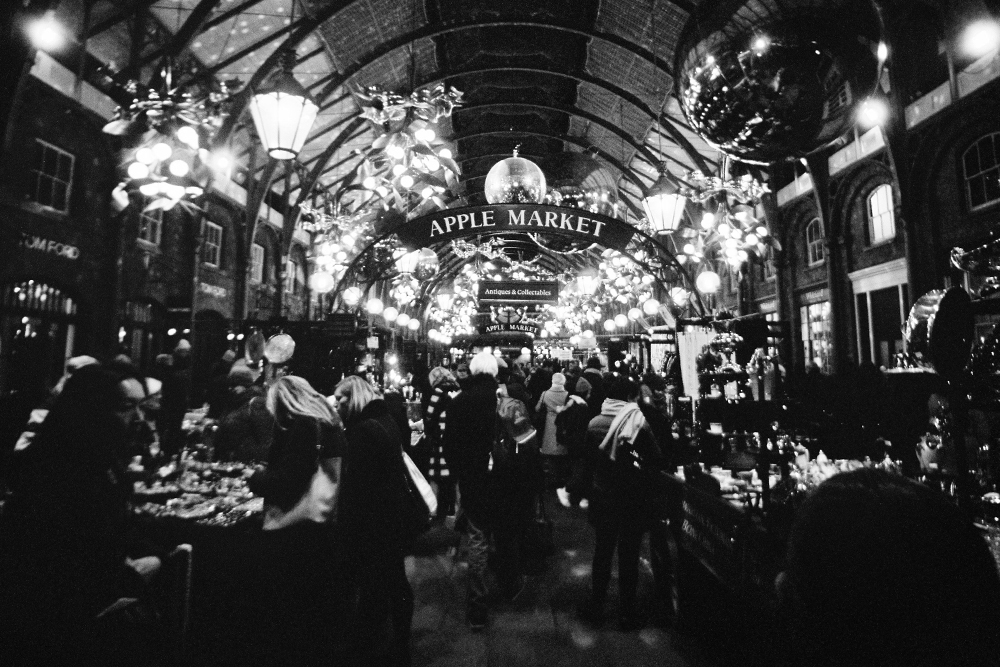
[31,138,75,214]
[867,183,896,245]
[201,221,223,268]
[285,258,299,295]
[963,133,1000,211]
[805,218,826,267]
[137,204,163,247]
[250,243,265,283]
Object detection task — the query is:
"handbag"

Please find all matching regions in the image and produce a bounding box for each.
[401,450,434,542]
[403,450,437,517]
[262,425,341,531]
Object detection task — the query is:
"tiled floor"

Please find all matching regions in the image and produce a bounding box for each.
[406,498,717,667]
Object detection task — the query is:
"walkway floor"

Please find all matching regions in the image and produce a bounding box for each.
[406,497,718,667]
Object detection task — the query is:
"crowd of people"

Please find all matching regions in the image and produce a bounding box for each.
[1,346,999,666]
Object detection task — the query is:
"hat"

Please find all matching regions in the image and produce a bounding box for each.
[469,351,499,377]
[586,356,603,370]
[428,366,456,388]
[551,372,566,387]
[222,350,236,363]
[575,377,593,395]
[174,339,191,354]
[228,364,255,388]
[66,355,98,373]
[155,353,173,367]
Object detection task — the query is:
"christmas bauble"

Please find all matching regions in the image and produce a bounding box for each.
[484,154,547,204]
[675,0,882,164]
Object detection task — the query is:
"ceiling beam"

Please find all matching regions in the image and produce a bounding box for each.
[87,0,161,38]
[114,0,223,82]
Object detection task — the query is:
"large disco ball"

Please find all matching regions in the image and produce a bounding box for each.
[675,0,882,164]
[484,152,547,204]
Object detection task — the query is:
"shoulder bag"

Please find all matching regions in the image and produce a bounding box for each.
[262,423,341,531]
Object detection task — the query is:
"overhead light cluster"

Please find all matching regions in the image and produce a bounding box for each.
[355,84,464,217]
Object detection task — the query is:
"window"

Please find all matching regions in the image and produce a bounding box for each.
[806,218,825,266]
[801,301,831,372]
[250,244,265,283]
[201,221,223,267]
[285,259,304,294]
[963,133,1000,210]
[867,184,896,244]
[138,205,162,246]
[31,139,74,213]
[761,248,776,281]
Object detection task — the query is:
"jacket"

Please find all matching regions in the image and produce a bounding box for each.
[586,401,667,510]
[442,373,499,518]
[213,393,274,463]
[248,413,347,511]
[536,388,568,455]
[556,394,592,457]
[338,399,408,557]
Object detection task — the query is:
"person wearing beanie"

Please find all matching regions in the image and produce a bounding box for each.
[443,350,524,630]
[536,372,570,504]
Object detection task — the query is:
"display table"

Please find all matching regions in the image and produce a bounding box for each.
[130,460,266,667]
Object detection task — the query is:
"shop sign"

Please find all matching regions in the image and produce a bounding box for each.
[479,323,541,336]
[478,280,559,305]
[20,233,80,260]
[199,282,228,299]
[393,204,638,252]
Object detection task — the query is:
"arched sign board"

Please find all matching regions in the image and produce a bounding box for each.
[392,204,638,252]
[479,323,541,336]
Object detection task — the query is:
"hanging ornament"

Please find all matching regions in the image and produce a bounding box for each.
[484,147,547,204]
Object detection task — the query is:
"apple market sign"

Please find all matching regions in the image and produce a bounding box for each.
[480,323,541,336]
[394,204,638,251]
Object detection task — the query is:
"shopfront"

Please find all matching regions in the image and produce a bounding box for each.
[0,278,82,398]
[850,258,909,369]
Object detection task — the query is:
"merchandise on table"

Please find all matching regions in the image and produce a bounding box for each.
[131,459,262,526]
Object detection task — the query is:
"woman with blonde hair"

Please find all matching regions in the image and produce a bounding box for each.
[331,375,413,666]
[248,375,348,666]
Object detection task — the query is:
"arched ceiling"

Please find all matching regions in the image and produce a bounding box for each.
[81,0,721,215]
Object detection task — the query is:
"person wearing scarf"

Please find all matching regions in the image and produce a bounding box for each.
[580,375,667,631]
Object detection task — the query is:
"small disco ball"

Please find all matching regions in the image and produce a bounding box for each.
[675,0,881,164]
[484,152,547,204]
[413,247,439,281]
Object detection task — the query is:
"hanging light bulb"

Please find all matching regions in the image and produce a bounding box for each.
[604,319,616,332]
[383,306,399,322]
[396,313,411,327]
[642,167,687,233]
[628,307,642,321]
[366,298,384,315]
[248,49,318,160]
[408,319,420,331]
[643,298,660,316]
[614,314,629,328]
[696,271,721,294]
[343,286,363,305]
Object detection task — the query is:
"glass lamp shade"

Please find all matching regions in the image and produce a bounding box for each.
[642,174,686,233]
[249,71,319,161]
[578,270,600,296]
[436,286,455,310]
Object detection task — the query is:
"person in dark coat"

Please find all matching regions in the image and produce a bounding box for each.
[0,364,164,666]
[559,376,595,507]
[159,341,192,455]
[247,375,348,667]
[331,376,413,667]
[442,352,502,630]
[583,356,607,416]
[581,376,668,631]
[206,350,236,419]
[212,366,272,463]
